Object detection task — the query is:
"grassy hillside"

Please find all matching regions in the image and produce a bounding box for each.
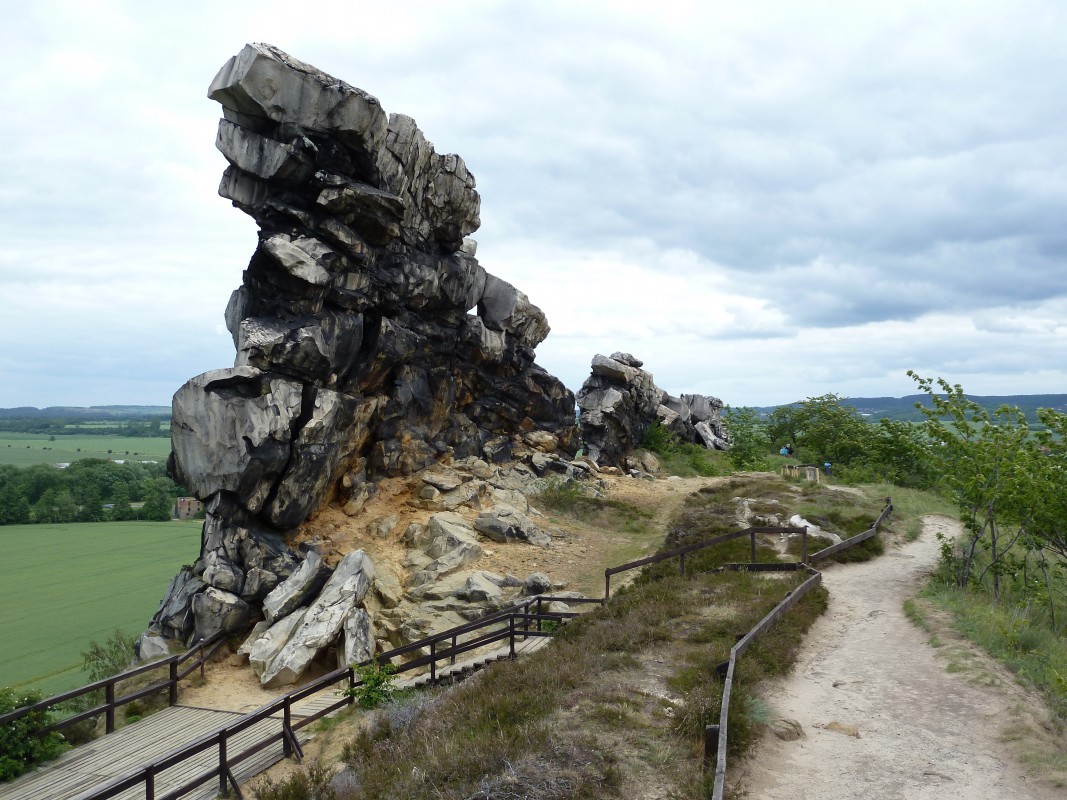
[0,521,200,695]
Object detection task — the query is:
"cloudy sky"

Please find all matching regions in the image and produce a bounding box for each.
[2,0,1064,409]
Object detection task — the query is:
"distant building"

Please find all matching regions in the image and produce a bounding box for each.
[174,497,204,520]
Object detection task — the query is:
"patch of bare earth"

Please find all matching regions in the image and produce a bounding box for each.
[736,514,1066,799]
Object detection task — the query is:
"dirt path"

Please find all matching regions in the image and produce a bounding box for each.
[739,515,1062,800]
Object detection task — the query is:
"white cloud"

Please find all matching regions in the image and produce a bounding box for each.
[1,0,1065,407]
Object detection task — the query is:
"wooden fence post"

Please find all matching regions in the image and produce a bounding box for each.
[218,730,228,797]
[704,724,719,768]
[605,569,611,600]
[801,526,808,564]
[105,681,115,734]
[169,659,179,706]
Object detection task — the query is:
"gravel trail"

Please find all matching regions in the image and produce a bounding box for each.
[739,515,1060,800]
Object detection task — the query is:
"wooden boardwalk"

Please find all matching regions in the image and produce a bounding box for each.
[2,634,553,800]
[0,706,303,800]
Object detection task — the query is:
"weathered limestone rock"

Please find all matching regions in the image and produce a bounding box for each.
[135,629,171,662]
[577,353,729,467]
[258,550,375,686]
[154,43,580,648]
[150,567,206,642]
[474,506,550,546]
[523,572,554,596]
[338,608,375,667]
[262,550,330,622]
[170,367,302,514]
[192,587,251,640]
[243,610,307,678]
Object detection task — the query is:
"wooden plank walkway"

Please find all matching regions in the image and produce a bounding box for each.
[2,634,553,800]
[0,706,303,800]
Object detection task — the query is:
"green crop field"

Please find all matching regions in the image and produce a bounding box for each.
[0,520,201,696]
[0,432,171,467]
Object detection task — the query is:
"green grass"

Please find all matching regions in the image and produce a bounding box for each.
[0,432,171,467]
[0,521,200,695]
[921,583,1067,722]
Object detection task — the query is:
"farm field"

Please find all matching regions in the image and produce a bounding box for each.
[0,432,171,467]
[0,520,200,695]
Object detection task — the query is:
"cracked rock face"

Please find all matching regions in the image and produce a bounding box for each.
[147,44,578,670]
[577,352,729,467]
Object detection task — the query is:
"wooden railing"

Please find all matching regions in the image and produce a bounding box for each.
[706,497,894,799]
[604,525,809,597]
[10,497,894,800]
[0,631,227,736]
[67,594,602,800]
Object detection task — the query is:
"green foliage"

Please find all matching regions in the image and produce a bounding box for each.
[535,476,585,512]
[641,420,681,456]
[768,393,873,466]
[922,582,1067,721]
[0,687,67,781]
[0,457,184,526]
[343,660,398,709]
[81,629,137,683]
[909,372,1034,595]
[724,406,771,470]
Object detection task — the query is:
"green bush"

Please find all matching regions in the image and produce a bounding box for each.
[344,660,398,710]
[641,421,680,456]
[535,477,585,512]
[0,688,67,781]
[82,629,137,682]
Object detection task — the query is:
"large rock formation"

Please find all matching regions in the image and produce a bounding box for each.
[143,44,578,682]
[576,352,728,466]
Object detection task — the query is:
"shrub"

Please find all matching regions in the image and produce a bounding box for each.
[0,688,67,781]
[343,660,398,710]
[536,477,585,513]
[641,420,681,456]
[82,629,137,682]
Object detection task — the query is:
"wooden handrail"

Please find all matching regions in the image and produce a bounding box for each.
[55,497,894,800]
[0,630,227,734]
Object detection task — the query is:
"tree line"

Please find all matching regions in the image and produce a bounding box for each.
[0,418,169,437]
[0,458,187,525]
[725,373,1067,625]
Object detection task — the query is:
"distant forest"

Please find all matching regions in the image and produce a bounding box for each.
[0,406,171,437]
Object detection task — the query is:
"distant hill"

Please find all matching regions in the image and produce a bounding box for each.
[0,405,171,420]
[754,394,1067,424]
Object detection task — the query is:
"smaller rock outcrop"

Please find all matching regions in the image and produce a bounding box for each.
[576,353,729,467]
